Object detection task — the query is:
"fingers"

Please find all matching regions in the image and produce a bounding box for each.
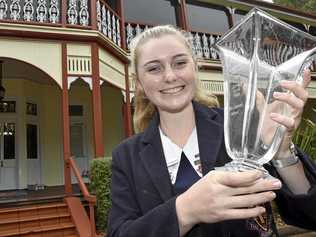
[219,206,266,221]
[270,113,296,132]
[211,170,263,187]
[228,177,282,196]
[223,191,276,209]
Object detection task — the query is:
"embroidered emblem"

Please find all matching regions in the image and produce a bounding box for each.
[255,212,269,231]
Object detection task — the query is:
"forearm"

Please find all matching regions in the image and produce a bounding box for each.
[276,160,311,194]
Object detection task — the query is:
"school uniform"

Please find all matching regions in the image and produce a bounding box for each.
[108,101,316,237]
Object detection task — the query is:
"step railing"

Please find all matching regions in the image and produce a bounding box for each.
[68,156,96,237]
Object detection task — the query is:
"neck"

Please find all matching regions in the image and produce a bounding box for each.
[159,102,195,148]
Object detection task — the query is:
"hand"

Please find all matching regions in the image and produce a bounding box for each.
[256,70,311,158]
[176,170,281,232]
[271,70,311,157]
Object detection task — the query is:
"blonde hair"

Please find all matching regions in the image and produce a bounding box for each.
[131,25,219,133]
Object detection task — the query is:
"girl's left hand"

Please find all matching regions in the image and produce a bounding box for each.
[270,70,311,157]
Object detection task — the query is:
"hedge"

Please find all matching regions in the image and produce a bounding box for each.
[89,157,112,232]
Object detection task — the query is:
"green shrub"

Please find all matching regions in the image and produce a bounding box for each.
[89,157,112,232]
[293,109,316,161]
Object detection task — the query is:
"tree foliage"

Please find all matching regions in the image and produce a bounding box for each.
[274,0,316,13]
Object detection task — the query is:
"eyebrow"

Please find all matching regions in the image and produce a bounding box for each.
[142,53,189,67]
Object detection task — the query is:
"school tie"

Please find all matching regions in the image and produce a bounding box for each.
[174,152,201,194]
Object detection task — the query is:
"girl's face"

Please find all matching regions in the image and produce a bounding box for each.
[136,34,196,114]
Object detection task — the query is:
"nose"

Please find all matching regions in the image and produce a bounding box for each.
[164,64,177,82]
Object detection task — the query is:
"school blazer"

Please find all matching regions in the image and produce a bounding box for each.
[108,101,316,237]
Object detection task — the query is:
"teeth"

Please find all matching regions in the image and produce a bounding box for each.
[161,86,184,94]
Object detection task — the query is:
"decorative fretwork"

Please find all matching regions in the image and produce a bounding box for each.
[124,23,221,61]
[126,23,134,50]
[209,35,218,60]
[202,34,210,59]
[10,0,21,20]
[67,0,77,25]
[194,32,203,58]
[67,56,92,75]
[96,0,101,31]
[49,0,59,23]
[23,0,34,21]
[135,24,142,36]
[79,0,89,26]
[101,5,107,35]
[37,0,47,22]
[112,14,116,44]
[116,18,121,47]
[107,9,112,40]
[0,0,7,20]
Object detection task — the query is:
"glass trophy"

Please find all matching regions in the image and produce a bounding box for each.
[214,8,316,175]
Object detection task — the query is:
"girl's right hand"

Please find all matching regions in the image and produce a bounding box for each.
[175,170,282,236]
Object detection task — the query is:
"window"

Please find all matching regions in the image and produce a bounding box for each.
[0,101,16,113]
[69,105,83,116]
[69,105,85,158]
[186,0,230,33]
[27,124,38,159]
[3,123,15,160]
[70,123,84,157]
[124,0,179,25]
[26,103,37,115]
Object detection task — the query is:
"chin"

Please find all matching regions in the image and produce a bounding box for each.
[159,101,192,114]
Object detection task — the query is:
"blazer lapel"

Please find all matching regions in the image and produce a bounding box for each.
[193,102,225,175]
[139,113,174,202]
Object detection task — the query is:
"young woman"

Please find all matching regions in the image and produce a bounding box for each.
[108,25,316,237]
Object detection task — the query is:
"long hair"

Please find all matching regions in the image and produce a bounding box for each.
[130,25,219,133]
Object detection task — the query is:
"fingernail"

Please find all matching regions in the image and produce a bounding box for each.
[272,180,282,188]
[273,92,282,97]
[270,192,276,198]
[260,207,266,213]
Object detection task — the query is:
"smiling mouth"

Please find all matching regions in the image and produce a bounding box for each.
[160,86,185,94]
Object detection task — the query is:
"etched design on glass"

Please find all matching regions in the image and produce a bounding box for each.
[215,8,316,173]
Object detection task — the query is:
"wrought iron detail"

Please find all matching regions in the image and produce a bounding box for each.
[107,9,112,40]
[23,0,34,21]
[79,0,89,26]
[112,15,116,44]
[126,23,134,49]
[36,0,47,22]
[116,18,121,47]
[10,0,21,20]
[101,5,107,36]
[67,0,77,24]
[0,0,7,20]
[96,0,101,31]
[202,34,210,59]
[49,0,59,23]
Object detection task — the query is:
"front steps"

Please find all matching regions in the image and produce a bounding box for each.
[0,201,78,237]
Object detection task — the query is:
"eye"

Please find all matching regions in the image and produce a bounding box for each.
[145,64,162,74]
[173,59,188,69]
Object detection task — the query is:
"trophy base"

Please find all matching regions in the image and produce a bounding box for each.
[216,159,273,179]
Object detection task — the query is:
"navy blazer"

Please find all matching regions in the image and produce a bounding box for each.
[108,101,316,237]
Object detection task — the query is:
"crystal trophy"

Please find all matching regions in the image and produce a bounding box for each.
[214,8,316,175]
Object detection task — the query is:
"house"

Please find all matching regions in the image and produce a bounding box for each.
[0,0,315,236]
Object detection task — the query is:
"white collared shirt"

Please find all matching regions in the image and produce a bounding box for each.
[159,127,202,184]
